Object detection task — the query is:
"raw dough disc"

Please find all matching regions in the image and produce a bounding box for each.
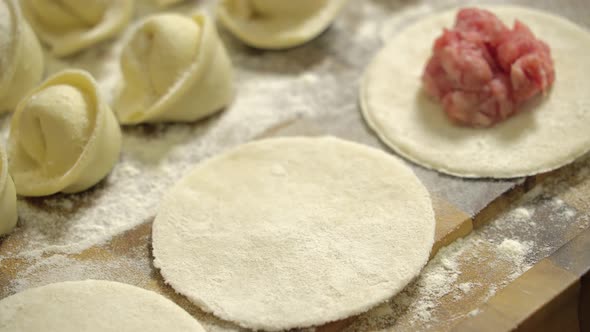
[361,6,590,178]
[152,136,435,331]
[0,280,205,332]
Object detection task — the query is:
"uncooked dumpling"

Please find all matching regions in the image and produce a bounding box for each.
[152,136,435,330]
[0,143,17,236]
[361,6,590,178]
[0,280,206,332]
[114,13,233,124]
[20,0,134,56]
[8,70,122,197]
[0,0,44,113]
[217,0,349,49]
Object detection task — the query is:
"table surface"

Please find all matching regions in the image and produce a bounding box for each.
[1,1,590,331]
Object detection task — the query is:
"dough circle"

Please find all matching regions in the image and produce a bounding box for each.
[217,0,348,49]
[152,136,435,331]
[361,6,590,178]
[0,280,205,332]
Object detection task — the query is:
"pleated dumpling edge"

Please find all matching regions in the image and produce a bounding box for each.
[8,69,122,197]
[114,12,234,125]
[20,0,134,57]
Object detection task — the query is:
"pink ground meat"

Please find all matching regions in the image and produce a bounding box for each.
[422,8,555,127]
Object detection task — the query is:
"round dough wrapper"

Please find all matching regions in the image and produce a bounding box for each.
[361,6,590,178]
[152,136,435,331]
[20,0,134,56]
[0,280,205,332]
[0,0,44,113]
[114,12,233,124]
[217,0,349,49]
[9,69,122,197]
[0,143,17,236]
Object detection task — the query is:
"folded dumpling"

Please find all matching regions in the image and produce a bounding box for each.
[0,143,17,236]
[0,0,44,113]
[217,0,348,49]
[114,12,233,124]
[20,0,134,56]
[8,70,122,197]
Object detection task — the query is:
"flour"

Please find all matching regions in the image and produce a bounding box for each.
[467,308,481,317]
[0,0,320,259]
[345,230,534,331]
[457,282,475,294]
[347,161,590,331]
[1,1,589,331]
[513,207,532,219]
[344,191,556,331]
[8,253,152,294]
[498,239,531,262]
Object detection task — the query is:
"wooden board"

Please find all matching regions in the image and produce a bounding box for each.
[4,112,557,331]
[0,187,474,330]
[454,225,590,332]
[2,0,590,330]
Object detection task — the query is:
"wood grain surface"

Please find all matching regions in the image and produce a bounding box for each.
[1,0,590,331]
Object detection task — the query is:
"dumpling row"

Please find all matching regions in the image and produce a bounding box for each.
[0,0,39,236]
[0,0,348,234]
[20,0,134,56]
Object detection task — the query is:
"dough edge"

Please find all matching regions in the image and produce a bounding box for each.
[0,280,206,332]
[360,5,590,178]
[216,0,349,49]
[152,136,436,331]
[9,69,122,196]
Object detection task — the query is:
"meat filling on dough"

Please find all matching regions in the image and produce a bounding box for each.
[422,8,555,127]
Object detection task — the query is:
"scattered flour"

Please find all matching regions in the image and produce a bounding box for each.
[344,174,590,331]
[1,1,589,332]
[485,285,498,302]
[346,231,534,331]
[498,239,530,261]
[467,309,481,317]
[8,253,152,295]
[0,0,320,259]
[457,282,475,294]
[394,239,474,322]
[513,207,532,219]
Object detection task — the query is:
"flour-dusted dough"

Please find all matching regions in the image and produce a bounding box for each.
[0,144,17,236]
[0,0,43,113]
[361,6,590,178]
[0,280,205,332]
[217,0,348,49]
[8,70,122,197]
[152,136,435,331]
[114,13,233,124]
[20,0,134,56]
